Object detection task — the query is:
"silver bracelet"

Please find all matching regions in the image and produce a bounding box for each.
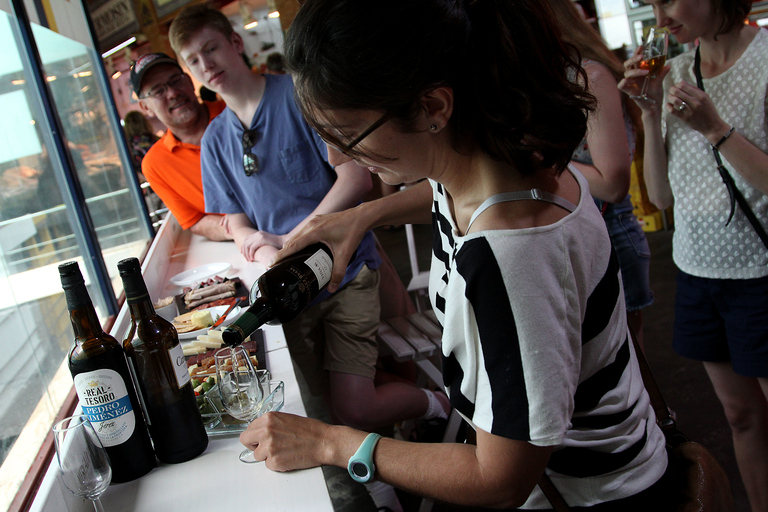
[712,126,735,150]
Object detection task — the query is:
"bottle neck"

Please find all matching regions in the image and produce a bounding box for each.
[223,298,272,347]
[127,301,156,321]
[64,282,104,340]
[122,273,156,320]
[69,302,104,340]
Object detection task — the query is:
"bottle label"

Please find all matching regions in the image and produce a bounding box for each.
[304,248,333,289]
[168,343,191,389]
[74,369,136,447]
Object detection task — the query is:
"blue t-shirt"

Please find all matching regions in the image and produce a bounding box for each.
[200,74,379,291]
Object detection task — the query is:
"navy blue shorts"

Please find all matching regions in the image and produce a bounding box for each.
[673,270,768,378]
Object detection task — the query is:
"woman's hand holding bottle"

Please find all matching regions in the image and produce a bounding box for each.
[272,207,368,293]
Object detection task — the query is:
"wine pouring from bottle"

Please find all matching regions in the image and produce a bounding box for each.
[222,243,347,347]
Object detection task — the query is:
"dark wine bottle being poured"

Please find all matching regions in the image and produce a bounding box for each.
[222,243,342,347]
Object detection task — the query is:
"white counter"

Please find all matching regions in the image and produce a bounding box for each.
[29,215,332,512]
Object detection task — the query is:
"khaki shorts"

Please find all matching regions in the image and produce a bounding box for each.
[282,265,381,395]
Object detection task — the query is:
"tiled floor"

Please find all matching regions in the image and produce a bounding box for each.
[373,224,750,511]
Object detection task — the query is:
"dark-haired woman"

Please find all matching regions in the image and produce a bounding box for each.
[242,0,668,508]
[619,0,768,508]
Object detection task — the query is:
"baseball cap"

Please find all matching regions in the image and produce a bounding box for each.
[129,53,182,95]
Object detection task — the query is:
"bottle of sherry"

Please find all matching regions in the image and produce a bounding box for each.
[60,261,156,483]
[117,257,208,464]
[222,243,339,347]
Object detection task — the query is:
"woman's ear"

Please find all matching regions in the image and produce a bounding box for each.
[421,86,454,132]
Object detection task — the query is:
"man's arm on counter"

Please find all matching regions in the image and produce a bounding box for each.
[188,214,234,241]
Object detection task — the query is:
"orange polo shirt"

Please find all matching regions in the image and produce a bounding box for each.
[141,100,226,229]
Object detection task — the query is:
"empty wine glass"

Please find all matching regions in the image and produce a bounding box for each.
[53,415,112,512]
[632,27,669,103]
[215,346,266,463]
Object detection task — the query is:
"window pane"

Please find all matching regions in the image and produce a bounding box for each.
[0,3,151,509]
[32,21,150,296]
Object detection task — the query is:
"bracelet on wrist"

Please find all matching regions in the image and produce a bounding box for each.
[712,126,735,149]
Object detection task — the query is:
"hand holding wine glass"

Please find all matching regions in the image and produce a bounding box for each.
[632,27,669,103]
[215,346,283,463]
[53,415,112,512]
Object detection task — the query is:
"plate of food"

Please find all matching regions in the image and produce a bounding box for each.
[172,305,243,340]
[170,262,232,287]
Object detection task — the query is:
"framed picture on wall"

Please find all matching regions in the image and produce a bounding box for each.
[153,0,193,19]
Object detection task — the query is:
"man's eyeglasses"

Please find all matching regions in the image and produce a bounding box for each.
[242,129,259,176]
[331,111,394,156]
[139,73,188,99]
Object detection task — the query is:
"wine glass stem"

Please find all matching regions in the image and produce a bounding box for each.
[92,498,106,512]
[640,75,651,98]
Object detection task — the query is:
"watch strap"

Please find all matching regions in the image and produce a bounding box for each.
[347,433,382,483]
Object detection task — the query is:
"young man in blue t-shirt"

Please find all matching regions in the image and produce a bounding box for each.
[168,5,448,436]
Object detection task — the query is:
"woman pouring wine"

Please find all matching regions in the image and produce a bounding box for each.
[239,0,669,508]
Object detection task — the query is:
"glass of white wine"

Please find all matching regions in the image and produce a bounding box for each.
[633,27,669,103]
[53,415,112,512]
[215,346,265,463]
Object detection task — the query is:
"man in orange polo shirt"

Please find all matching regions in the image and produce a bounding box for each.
[131,53,233,241]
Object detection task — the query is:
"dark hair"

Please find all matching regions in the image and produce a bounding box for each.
[713,0,752,38]
[285,0,594,175]
[266,53,286,73]
[123,110,155,140]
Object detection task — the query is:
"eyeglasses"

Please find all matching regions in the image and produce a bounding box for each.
[242,129,259,176]
[139,73,188,99]
[332,111,395,156]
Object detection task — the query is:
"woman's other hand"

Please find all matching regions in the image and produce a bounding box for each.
[664,81,731,142]
[272,208,366,293]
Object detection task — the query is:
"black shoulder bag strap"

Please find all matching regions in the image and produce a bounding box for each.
[693,46,768,251]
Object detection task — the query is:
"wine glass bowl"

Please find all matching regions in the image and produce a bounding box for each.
[632,27,669,102]
[214,347,284,462]
[53,415,112,512]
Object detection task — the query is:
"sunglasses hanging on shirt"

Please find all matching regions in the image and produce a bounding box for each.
[693,46,768,252]
[242,129,259,176]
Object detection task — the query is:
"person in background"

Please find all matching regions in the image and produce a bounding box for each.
[619,0,768,509]
[131,53,233,241]
[240,0,669,508]
[169,3,446,444]
[545,0,653,347]
[123,110,159,174]
[265,52,286,74]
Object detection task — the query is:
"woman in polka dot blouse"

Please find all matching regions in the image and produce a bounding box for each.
[620,0,768,509]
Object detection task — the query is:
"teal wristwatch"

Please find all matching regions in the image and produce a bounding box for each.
[347,433,382,483]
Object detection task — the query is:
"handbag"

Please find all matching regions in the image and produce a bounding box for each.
[693,46,768,252]
[538,325,735,511]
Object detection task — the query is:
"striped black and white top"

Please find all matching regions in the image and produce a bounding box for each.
[428,167,667,508]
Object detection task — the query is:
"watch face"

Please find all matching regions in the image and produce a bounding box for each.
[351,461,370,479]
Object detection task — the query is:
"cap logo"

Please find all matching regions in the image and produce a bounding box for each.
[133,53,164,75]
